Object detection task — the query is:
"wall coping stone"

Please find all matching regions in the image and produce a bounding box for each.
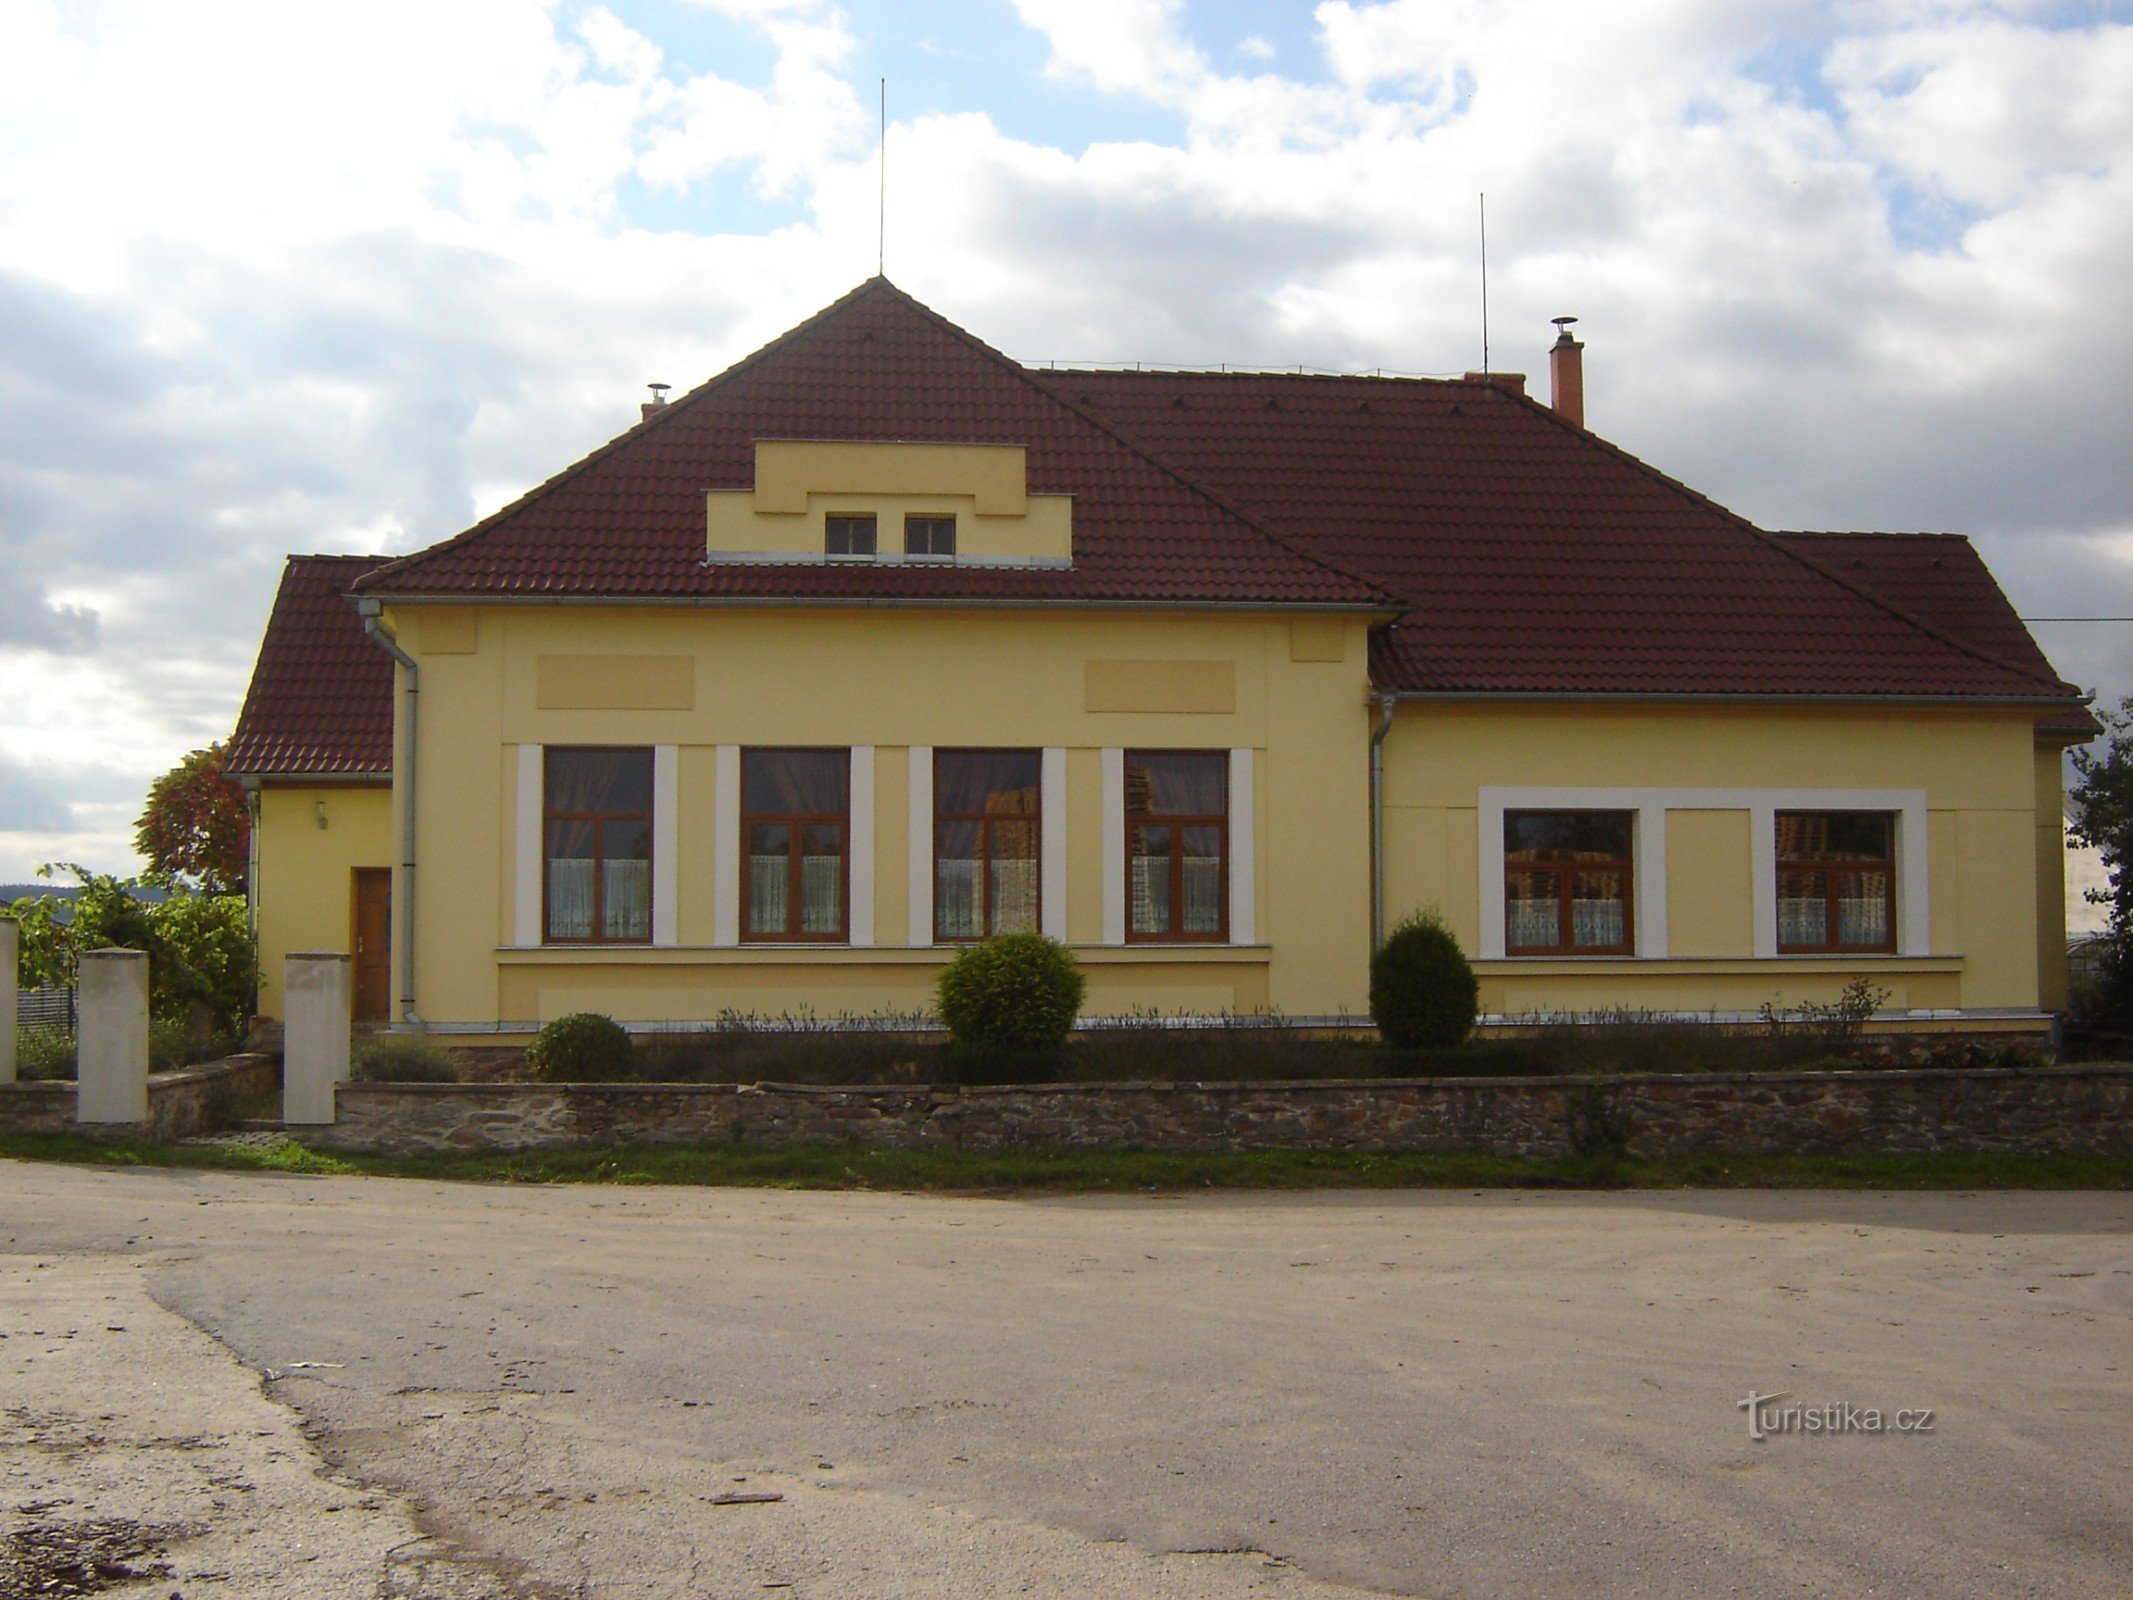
[339,1062,2133,1099]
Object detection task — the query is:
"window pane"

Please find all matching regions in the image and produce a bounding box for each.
[1182,824,1223,934]
[1778,868,1827,947]
[1506,811,1630,860]
[1570,868,1626,949]
[1126,752,1227,816]
[937,750,1040,814]
[748,822,791,935]
[1130,824,1171,935]
[547,748,652,815]
[546,818,597,940]
[991,818,1039,934]
[1778,810,1892,862]
[1506,867,1560,951]
[801,823,843,935]
[745,749,847,814]
[1837,868,1891,947]
[935,819,982,940]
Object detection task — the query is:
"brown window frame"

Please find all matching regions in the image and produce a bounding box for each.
[1503,809,1635,956]
[1775,810,1897,954]
[825,514,877,557]
[543,746,654,947]
[741,747,851,944]
[1124,749,1230,945]
[904,513,957,558]
[933,748,1042,942]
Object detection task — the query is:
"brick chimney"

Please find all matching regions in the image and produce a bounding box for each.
[1548,317,1584,428]
[640,382,671,422]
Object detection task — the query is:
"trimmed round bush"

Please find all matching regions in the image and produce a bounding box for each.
[935,933,1086,1052]
[527,1011,638,1083]
[1370,910,1479,1050]
[352,1035,459,1083]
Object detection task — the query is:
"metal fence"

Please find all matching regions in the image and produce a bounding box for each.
[15,984,74,1032]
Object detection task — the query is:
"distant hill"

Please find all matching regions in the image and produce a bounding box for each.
[1,883,169,907]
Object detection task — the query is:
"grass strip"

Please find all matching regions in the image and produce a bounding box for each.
[0,1132,2127,1191]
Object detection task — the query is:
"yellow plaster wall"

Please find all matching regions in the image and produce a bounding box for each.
[384,605,1372,1028]
[253,785,392,1018]
[1666,809,1755,958]
[1381,701,2042,1015]
[2035,748,2070,1012]
[707,442,1071,561]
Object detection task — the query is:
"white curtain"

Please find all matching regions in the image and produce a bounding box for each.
[603,859,650,941]
[748,855,787,935]
[993,858,1039,934]
[1507,900,1556,950]
[801,854,841,934]
[549,858,595,939]
[937,858,982,939]
[1182,855,1222,935]
[1571,899,1624,948]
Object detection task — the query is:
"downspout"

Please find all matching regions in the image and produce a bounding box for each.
[1369,694,1395,950]
[357,602,420,1027]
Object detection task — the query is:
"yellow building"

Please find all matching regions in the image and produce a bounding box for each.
[227,281,2093,1042]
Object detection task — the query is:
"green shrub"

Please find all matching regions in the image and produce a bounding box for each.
[935,934,1085,1052]
[353,1035,460,1083]
[13,1027,75,1081]
[527,1012,638,1083]
[939,1041,1067,1085]
[1381,1040,1541,1078]
[1370,911,1479,1050]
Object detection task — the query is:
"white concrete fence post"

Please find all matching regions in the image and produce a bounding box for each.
[0,917,18,1084]
[283,953,352,1125]
[77,947,150,1123]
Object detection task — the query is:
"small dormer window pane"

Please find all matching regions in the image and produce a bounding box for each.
[826,514,876,556]
[904,514,956,557]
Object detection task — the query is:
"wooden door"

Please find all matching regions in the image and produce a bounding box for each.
[353,869,392,1023]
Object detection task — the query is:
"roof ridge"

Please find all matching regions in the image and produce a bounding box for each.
[846,286,1398,607]
[354,278,903,595]
[1497,389,2079,700]
[1773,529,1969,542]
[356,279,1391,607]
[1008,368,1403,610]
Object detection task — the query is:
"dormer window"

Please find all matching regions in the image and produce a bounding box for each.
[904,514,956,559]
[825,513,877,557]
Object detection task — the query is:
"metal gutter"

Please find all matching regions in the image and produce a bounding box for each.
[1369,694,1395,951]
[356,602,421,1027]
[1372,688,2086,710]
[349,592,1394,615]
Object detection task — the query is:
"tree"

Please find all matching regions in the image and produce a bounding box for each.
[2068,700,2133,1024]
[135,742,249,894]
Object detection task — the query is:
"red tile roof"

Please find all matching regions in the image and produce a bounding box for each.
[225,555,394,779]
[1772,532,2099,736]
[1055,368,2080,705]
[356,279,1387,609]
[344,276,2083,716]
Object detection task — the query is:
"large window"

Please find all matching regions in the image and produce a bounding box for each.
[1504,810,1634,954]
[935,750,1039,940]
[744,749,849,941]
[1126,751,1227,941]
[1777,811,1895,952]
[545,748,653,943]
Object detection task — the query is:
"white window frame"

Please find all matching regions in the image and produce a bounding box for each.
[1477,786,1928,960]
[514,741,677,948]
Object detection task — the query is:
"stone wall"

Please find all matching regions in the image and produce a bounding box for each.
[0,1055,278,1141]
[312,1064,2133,1160]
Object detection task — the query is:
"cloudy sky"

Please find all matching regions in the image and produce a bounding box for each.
[3,0,2131,889]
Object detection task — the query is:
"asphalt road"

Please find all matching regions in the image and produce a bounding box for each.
[1,1162,2127,1599]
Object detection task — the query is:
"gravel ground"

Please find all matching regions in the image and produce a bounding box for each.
[0,1162,2127,1599]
